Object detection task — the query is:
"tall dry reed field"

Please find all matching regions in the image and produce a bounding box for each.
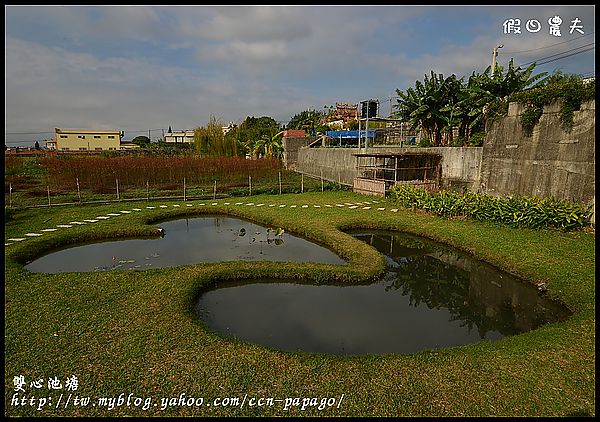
[38,155,282,193]
[4,156,22,176]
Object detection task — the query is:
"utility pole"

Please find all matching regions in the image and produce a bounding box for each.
[491,44,503,76]
[365,106,369,150]
[388,95,401,118]
[357,104,361,149]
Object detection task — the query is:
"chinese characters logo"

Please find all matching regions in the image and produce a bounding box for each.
[503,16,585,36]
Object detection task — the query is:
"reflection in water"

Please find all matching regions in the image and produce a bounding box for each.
[353,231,570,339]
[196,230,570,355]
[24,216,345,273]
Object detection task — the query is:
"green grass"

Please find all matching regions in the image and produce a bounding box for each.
[4,191,595,417]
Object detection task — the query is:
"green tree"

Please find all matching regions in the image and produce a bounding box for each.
[493,59,548,98]
[472,60,547,140]
[131,136,151,148]
[395,71,462,146]
[194,115,238,157]
[287,109,325,135]
[440,71,493,145]
[253,130,285,159]
[229,116,281,157]
[395,60,548,147]
[346,118,359,130]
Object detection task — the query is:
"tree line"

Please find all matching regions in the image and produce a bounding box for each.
[131,109,345,158]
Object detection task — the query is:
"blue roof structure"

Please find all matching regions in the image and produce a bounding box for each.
[325,130,375,139]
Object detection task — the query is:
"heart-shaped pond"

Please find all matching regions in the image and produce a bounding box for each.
[24,216,345,273]
[195,230,571,355]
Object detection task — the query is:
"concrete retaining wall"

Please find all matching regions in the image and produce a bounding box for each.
[479,100,595,209]
[296,146,483,190]
[282,136,314,170]
[296,147,360,185]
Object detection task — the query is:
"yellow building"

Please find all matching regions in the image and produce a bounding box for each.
[54,128,125,151]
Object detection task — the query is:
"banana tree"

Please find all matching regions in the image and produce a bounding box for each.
[396,71,462,146]
[252,130,284,159]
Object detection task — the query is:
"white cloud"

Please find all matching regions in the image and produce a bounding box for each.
[4,36,318,137]
[5,5,594,145]
[197,40,293,65]
[189,6,313,43]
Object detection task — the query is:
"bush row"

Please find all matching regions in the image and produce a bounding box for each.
[389,185,592,231]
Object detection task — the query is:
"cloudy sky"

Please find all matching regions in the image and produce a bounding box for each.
[5,4,595,146]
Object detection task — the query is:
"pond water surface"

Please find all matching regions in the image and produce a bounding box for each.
[195,230,571,355]
[24,216,345,273]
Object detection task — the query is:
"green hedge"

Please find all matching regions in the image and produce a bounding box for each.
[389,185,592,231]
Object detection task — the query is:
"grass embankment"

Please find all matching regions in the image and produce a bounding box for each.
[4,191,595,417]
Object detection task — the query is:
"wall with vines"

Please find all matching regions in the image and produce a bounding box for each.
[479,97,594,221]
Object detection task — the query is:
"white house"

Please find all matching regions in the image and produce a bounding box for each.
[164,130,195,143]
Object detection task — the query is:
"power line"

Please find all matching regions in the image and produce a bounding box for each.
[501,32,594,54]
[518,42,595,66]
[517,42,595,67]
[534,46,595,66]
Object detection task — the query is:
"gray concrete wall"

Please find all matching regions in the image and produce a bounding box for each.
[479,100,595,208]
[296,147,360,185]
[282,137,314,170]
[296,145,482,190]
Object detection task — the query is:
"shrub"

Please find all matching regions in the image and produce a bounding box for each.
[389,185,592,231]
[468,132,486,147]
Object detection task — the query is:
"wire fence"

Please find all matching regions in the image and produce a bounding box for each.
[6,171,346,209]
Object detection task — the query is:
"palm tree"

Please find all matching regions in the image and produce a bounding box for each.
[395,61,547,147]
[462,60,547,140]
[396,71,462,146]
[252,130,284,159]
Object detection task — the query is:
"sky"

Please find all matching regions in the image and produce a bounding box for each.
[4,4,596,146]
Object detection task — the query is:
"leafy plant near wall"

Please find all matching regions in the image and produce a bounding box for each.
[519,103,545,136]
[468,132,486,147]
[508,74,595,136]
[394,60,548,146]
[389,184,592,231]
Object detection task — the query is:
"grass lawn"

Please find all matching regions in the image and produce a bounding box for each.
[4,191,595,417]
